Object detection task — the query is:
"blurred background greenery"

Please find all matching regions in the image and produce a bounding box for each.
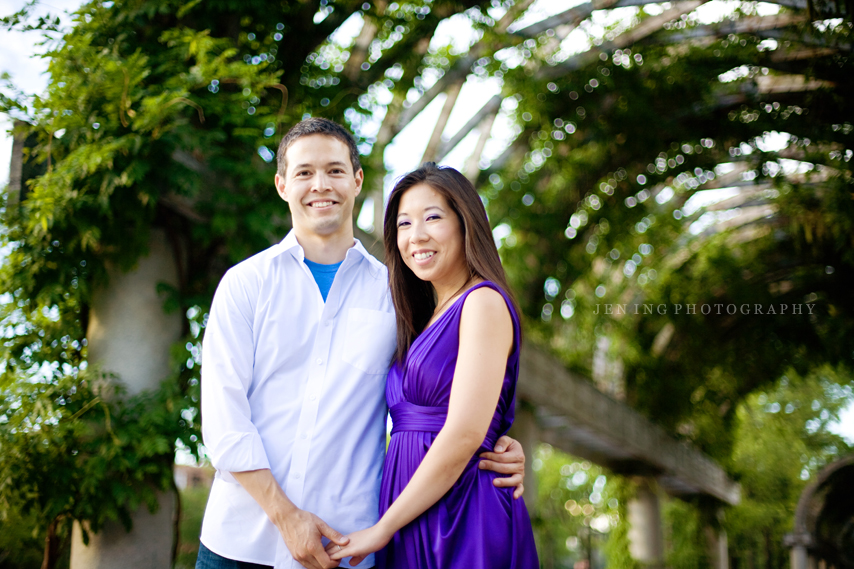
[1,0,851,567]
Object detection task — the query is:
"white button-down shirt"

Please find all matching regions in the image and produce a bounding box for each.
[199,231,396,568]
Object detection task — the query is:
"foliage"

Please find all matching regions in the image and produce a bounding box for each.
[725,365,852,566]
[483,8,854,462]
[662,499,710,569]
[0,495,50,569]
[531,443,621,569]
[0,370,197,559]
[601,478,641,569]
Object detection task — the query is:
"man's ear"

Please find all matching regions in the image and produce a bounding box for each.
[275,173,289,202]
[353,168,365,197]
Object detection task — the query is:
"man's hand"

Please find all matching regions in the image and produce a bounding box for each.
[477,434,526,499]
[274,507,349,569]
[231,469,348,569]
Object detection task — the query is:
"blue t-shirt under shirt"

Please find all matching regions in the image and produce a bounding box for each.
[303,258,343,302]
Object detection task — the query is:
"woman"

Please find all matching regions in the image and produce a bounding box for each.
[328,163,539,568]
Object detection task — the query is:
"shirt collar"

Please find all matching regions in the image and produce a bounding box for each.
[275,229,374,265]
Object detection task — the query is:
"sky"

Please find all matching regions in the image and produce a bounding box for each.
[1,0,852,444]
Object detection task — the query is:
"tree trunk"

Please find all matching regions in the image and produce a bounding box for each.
[764,529,773,569]
[41,517,65,569]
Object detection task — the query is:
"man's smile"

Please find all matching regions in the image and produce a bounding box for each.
[308,199,337,209]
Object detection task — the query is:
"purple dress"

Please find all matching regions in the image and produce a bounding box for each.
[377,281,539,569]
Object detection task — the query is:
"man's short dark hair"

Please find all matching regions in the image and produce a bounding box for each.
[277,117,361,177]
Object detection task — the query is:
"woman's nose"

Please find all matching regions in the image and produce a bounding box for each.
[410,222,428,242]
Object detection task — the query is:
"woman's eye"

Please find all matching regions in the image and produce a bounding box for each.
[426,214,441,221]
[397,220,411,228]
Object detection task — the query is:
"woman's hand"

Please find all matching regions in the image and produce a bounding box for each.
[325,524,393,566]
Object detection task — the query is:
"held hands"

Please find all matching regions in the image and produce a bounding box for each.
[325,524,393,567]
[290,435,524,568]
[477,434,526,499]
[276,507,349,569]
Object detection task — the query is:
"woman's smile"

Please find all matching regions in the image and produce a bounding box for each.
[412,250,436,263]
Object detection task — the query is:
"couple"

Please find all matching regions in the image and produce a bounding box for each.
[197,118,539,569]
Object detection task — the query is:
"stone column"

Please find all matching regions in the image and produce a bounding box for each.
[784,531,814,569]
[70,228,182,569]
[627,478,664,567]
[509,403,539,517]
[790,546,808,569]
[705,525,730,569]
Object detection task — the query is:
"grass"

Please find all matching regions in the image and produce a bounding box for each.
[175,484,213,569]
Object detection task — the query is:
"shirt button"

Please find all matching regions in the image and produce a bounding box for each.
[325,320,331,326]
[301,433,308,440]
[316,358,323,365]
[293,472,301,480]
[310,394,317,401]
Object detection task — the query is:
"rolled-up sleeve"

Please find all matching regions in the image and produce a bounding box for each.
[201,269,271,478]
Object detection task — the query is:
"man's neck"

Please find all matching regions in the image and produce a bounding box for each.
[294,227,355,264]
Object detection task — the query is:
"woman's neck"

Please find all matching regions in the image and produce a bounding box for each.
[432,270,479,315]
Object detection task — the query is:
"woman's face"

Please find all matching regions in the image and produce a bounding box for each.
[395,183,467,287]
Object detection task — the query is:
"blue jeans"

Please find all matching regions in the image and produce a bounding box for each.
[195,542,273,569]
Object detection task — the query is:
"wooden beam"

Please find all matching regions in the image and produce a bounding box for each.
[539,0,708,78]
[645,13,807,44]
[421,80,464,163]
[518,343,742,504]
[464,110,499,182]
[394,0,536,136]
[435,94,502,162]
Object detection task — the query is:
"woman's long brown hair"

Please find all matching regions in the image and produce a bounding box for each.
[384,163,521,363]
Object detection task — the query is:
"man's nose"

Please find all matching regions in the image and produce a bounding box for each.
[312,172,332,191]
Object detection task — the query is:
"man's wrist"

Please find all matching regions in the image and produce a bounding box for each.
[268,496,300,527]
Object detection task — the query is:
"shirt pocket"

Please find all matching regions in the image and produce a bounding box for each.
[342,308,397,375]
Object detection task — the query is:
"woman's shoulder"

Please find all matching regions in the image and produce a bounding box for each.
[459,283,515,355]
[461,283,511,321]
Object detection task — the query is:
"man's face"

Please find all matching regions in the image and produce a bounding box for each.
[275,134,363,239]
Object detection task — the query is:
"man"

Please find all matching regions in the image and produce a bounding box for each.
[196,118,525,569]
